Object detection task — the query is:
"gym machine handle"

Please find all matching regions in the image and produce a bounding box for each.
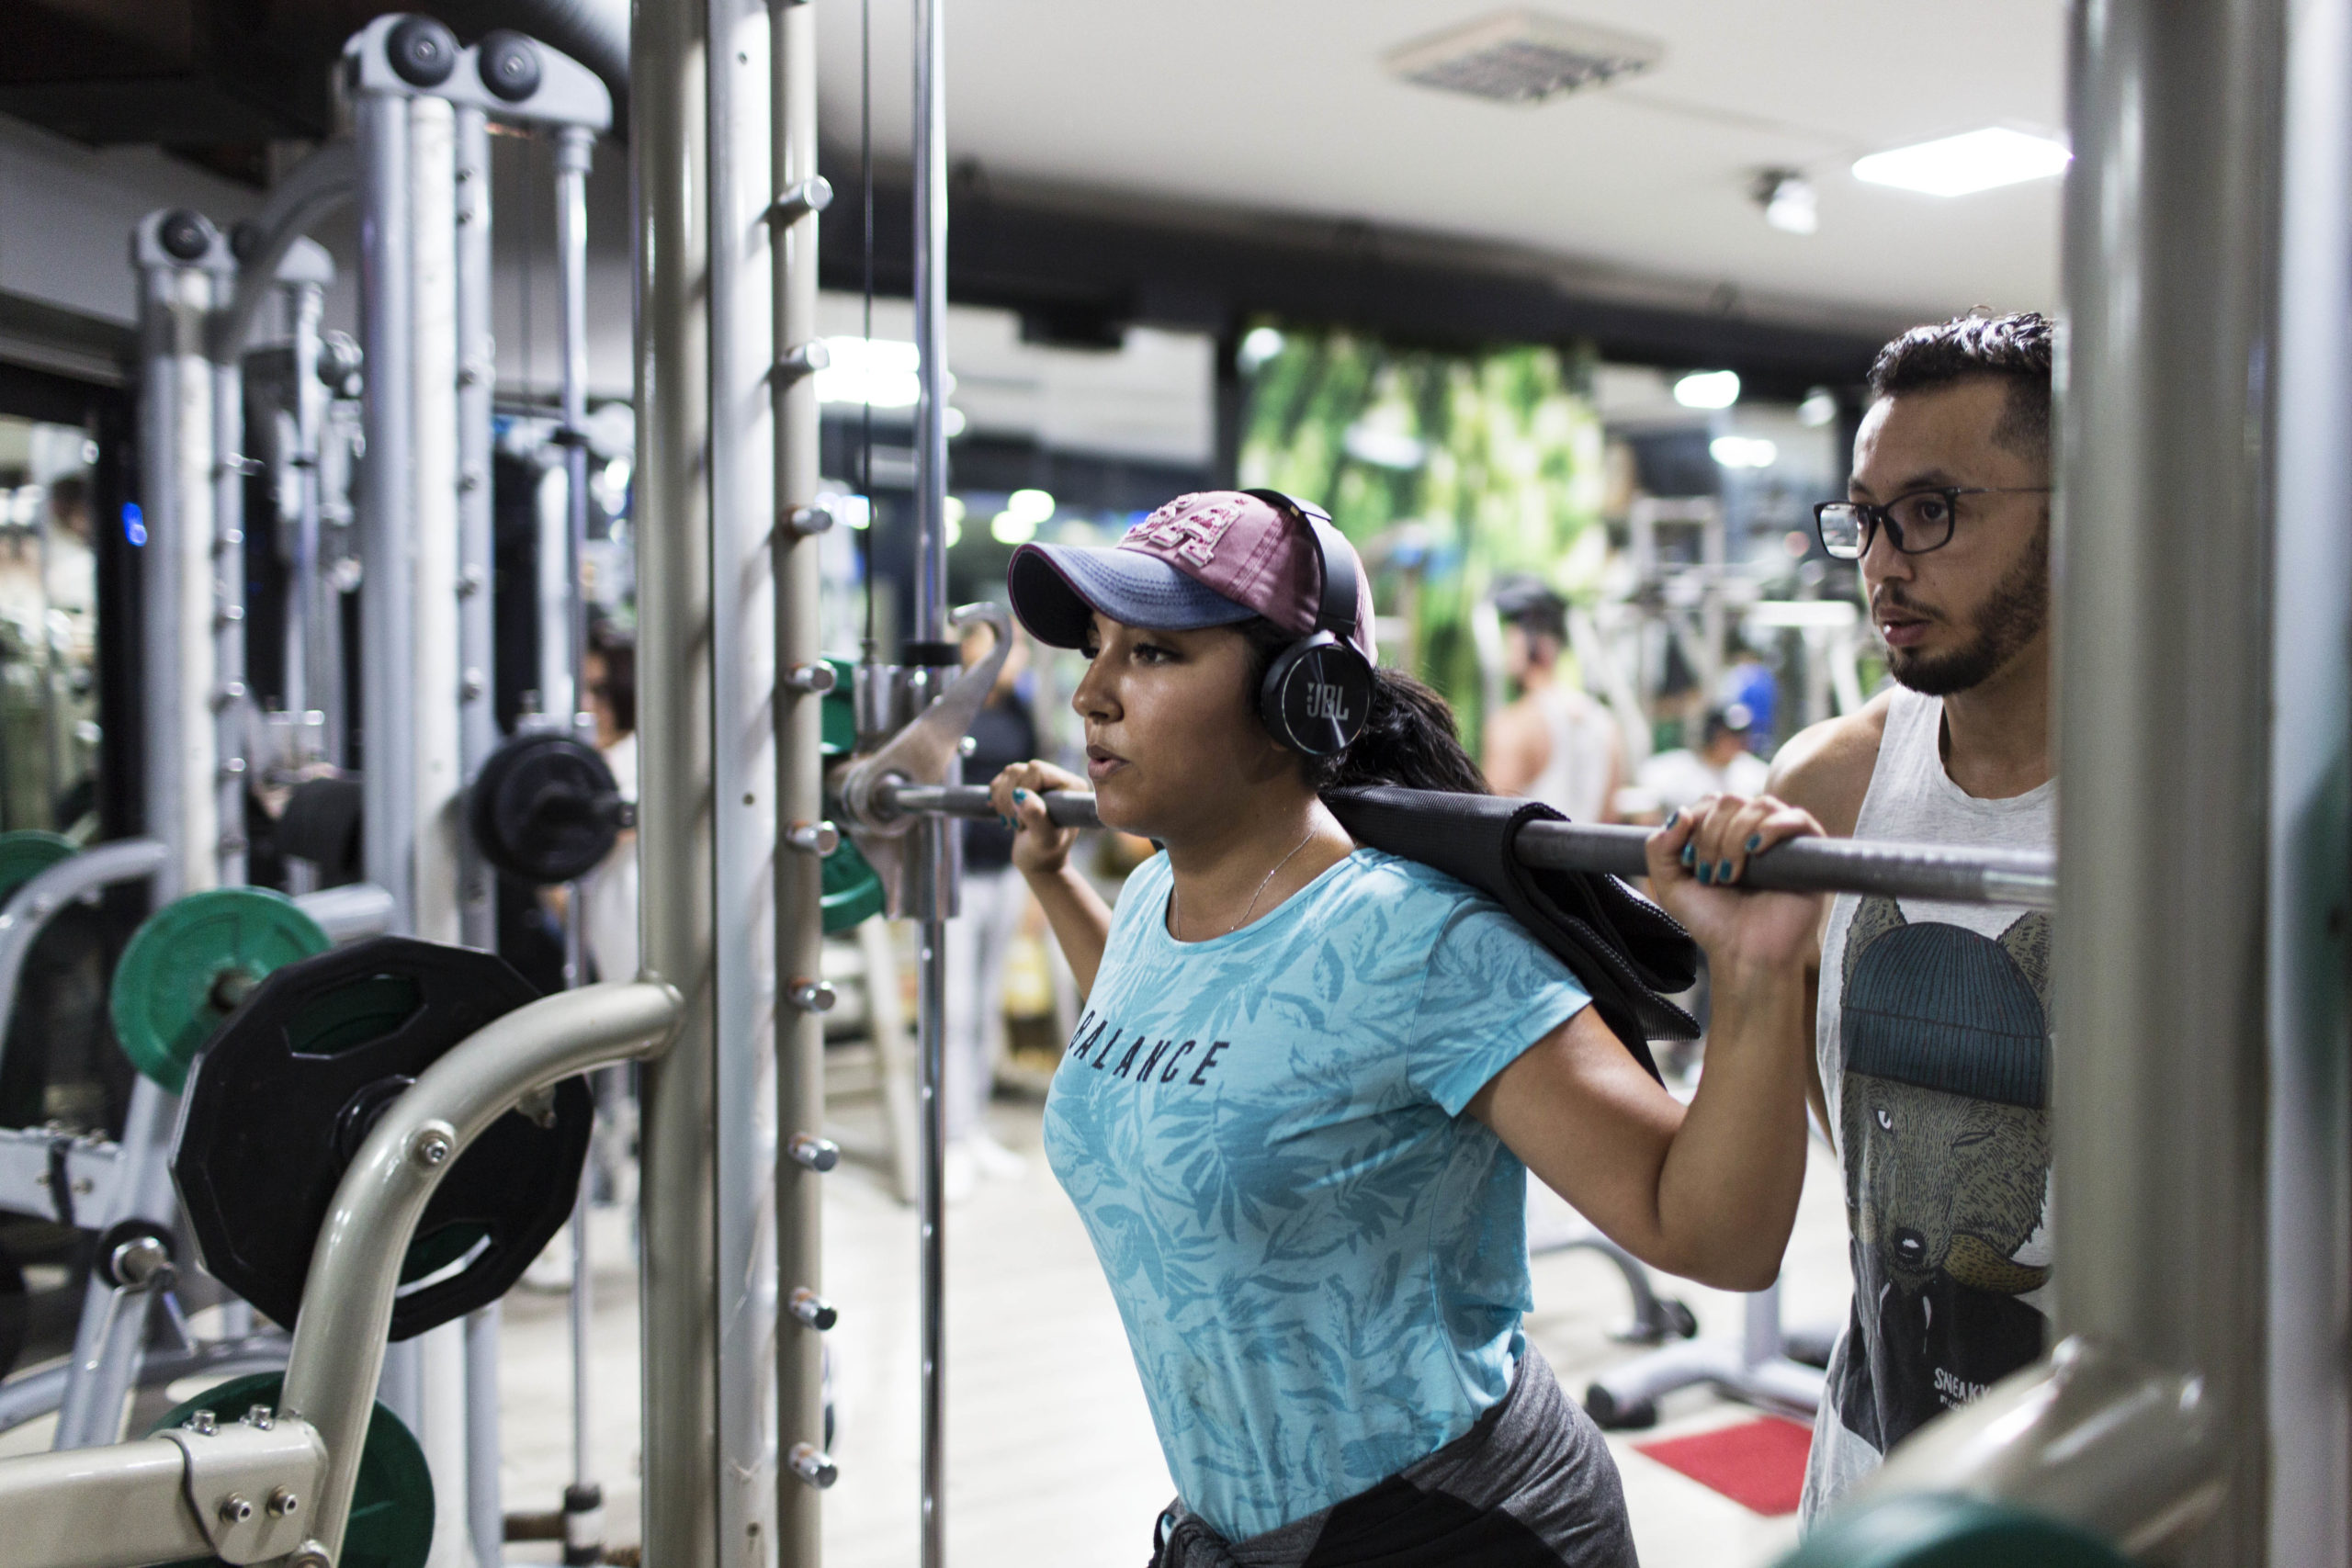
[276,979,684,1566]
[876,783,2058,911]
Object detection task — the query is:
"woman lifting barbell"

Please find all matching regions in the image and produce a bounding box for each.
[989,489,1820,1568]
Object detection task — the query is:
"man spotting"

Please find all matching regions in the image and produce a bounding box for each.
[1698,312,2056,1518]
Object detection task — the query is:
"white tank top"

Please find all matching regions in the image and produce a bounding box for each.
[1802,687,2057,1522]
[1526,684,1617,823]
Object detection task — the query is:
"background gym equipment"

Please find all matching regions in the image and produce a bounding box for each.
[109,886,332,1093]
[853,783,2058,909]
[150,1372,436,1568]
[174,937,590,1340]
[467,732,631,886]
[0,831,77,902]
[0,979,681,1568]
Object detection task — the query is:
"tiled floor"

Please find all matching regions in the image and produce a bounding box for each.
[492,1090,1853,1568]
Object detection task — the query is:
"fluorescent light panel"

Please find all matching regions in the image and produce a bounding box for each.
[1852,128,2070,197]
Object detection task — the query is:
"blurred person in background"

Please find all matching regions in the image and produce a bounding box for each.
[580,618,638,986]
[1483,578,1624,823]
[1719,639,1779,756]
[945,618,1038,1201]
[1638,704,1769,814]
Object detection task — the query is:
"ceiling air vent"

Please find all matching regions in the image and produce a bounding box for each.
[1385,10,1663,105]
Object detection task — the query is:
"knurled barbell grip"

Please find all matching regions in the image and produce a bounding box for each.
[788,1286,838,1331]
[787,1132,840,1172]
[787,1442,839,1490]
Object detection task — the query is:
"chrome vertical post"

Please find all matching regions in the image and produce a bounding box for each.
[456,104,497,953]
[557,125,594,728]
[281,266,328,730]
[132,210,229,903]
[634,0,723,1562]
[409,92,464,951]
[454,98,503,1568]
[550,117,608,1565]
[709,0,784,1560]
[2058,2,2283,1561]
[2267,0,2352,1557]
[210,264,247,889]
[911,1,952,1562]
[774,0,832,1559]
[356,83,417,936]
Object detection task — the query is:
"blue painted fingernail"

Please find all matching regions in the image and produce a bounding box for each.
[1697,862,1713,885]
[1680,843,1696,867]
[998,814,1013,828]
[1746,833,1763,852]
[1013,789,1031,803]
[1716,859,1734,883]
[1664,810,1679,829]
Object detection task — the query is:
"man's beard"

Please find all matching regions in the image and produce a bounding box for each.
[1884,524,2050,696]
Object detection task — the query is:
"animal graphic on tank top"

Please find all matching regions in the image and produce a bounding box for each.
[1833,897,2052,1454]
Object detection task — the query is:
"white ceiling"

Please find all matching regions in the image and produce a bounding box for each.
[812,0,2066,335]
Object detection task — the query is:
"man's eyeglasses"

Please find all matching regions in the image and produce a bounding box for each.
[1813,487,2051,560]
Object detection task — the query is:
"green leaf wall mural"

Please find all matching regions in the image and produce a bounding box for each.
[1237,325,1604,750]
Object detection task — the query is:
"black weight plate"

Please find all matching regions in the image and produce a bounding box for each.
[173,937,591,1341]
[468,734,624,885]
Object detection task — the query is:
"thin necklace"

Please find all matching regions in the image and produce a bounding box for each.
[1171,828,1319,942]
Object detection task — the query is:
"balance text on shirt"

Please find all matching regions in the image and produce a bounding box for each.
[1044,848,1591,1541]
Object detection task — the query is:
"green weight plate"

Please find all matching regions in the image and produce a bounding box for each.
[820,655,858,756]
[149,1373,433,1568]
[0,830,74,903]
[1773,1494,2132,1568]
[111,887,332,1093]
[822,835,887,933]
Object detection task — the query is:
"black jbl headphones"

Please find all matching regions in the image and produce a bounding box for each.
[1244,490,1375,758]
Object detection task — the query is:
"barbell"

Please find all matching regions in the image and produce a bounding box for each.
[872,782,2056,910]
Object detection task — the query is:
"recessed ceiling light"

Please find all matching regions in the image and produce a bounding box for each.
[1753,169,1817,235]
[1711,435,1778,469]
[1673,370,1741,410]
[1386,10,1664,106]
[1852,128,2071,197]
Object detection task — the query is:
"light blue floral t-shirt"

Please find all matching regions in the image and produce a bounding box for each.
[1043,847,1592,1540]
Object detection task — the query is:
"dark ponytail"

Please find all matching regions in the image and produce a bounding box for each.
[1238,618,1489,796]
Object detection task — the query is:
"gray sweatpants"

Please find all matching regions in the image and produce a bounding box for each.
[1150,1345,1637,1568]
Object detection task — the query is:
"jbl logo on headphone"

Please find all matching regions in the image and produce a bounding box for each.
[1304,682,1352,723]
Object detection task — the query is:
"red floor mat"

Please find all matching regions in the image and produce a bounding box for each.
[1632,1416,1814,1516]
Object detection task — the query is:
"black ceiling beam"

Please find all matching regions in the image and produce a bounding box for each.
[818,159,1887,400]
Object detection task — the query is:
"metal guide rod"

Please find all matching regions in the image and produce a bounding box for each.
[456,104,498,954]
[551,113,605,1563]
[911,0,952,1561]
[409,93,464,949]
[282,269,327,727]
[774,0,834,1555]
[2058,2,2280,1562]
[2266,0,2352,1555]
[356,85,417,935]
[879,784,2059,909]
[452,101,502,1568]
[209,261,247,890]
[631,0,722,1557]
[707,0,786,1555]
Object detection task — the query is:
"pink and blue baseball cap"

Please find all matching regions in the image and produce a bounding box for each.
[1007,490,1377,663]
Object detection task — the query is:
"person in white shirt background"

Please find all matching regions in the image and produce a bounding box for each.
[1638,704,1770,815]
[1481,578,1626,824]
